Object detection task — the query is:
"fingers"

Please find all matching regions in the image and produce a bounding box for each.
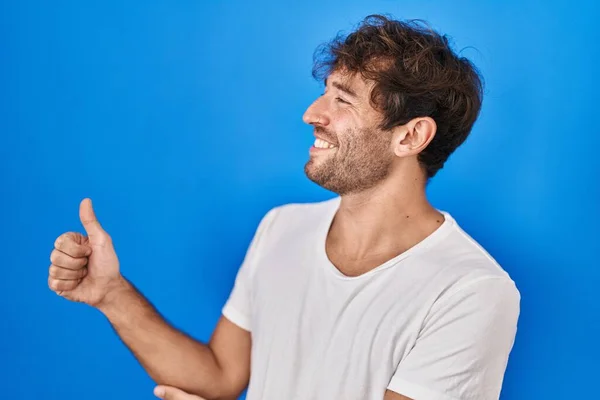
[154,385,206,400]
[50,248,88,270]
[54,232,92,258]
[49,264,88,280]
[48,276,82,292]
[49,233,88,294]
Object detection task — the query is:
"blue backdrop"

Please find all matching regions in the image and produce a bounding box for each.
[1,1,598,399]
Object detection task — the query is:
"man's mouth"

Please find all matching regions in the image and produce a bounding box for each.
[313,138,337,149]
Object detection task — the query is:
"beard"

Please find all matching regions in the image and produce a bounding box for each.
[304,126,394,195]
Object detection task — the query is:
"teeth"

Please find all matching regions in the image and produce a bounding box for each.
[314,138,336,149]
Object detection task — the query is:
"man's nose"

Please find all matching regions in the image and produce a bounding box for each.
[303,99,330,126]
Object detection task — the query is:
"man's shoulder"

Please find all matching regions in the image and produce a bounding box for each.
[247,197,340,249]
[417,213,519,299]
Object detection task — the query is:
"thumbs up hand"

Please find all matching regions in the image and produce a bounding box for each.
[48,198,124,307]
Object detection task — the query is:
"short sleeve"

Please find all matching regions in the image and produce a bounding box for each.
[221,207,279,332]
[387,277,521,400]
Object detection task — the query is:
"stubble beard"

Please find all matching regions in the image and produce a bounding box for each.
[304,127,394,196]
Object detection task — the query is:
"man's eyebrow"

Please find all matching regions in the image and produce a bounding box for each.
[324,78,358,98]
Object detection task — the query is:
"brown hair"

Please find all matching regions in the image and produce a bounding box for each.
[312,14,484,178]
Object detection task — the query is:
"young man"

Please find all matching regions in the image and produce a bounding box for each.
[48,15,520,400]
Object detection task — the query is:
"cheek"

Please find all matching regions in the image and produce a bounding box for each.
[330,109,357,130]
[350,129,391,157]
[331,120,360,146]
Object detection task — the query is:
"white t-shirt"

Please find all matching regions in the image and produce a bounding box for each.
[222,197,520,400]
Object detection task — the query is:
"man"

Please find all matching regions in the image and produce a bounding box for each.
[48,15,520,400]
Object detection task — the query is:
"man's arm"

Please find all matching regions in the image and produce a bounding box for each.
[47,199,265,400]
[384,391,412,400]
[149,386,410,400]
[99,278,251,400]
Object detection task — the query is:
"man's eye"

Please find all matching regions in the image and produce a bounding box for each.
[336,97,350,104]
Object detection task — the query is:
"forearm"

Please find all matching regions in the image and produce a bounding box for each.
[97,277,228,399]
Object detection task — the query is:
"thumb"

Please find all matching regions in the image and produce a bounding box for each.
[154,385,205,400]
[79,198,106,239]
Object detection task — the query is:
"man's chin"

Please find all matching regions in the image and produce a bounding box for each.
[304,164,339,193]
[304,163,323,185]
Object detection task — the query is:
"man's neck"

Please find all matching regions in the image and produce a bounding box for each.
[326,179,444,273]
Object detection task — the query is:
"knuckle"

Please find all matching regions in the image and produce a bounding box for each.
[55,232,85,256]
[51,250,83,269]
[49,265,72,279]
[49,250,59,264]
[54,232,71,249]
[48,277,58,290]
[50,250,66,266]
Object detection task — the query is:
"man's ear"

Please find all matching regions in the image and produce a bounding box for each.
[391,117,437,158]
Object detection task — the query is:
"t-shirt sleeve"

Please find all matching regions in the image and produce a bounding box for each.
[387,276,520,400]
[221,207,279,332]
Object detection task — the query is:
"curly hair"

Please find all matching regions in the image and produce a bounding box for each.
[312,15,484,178]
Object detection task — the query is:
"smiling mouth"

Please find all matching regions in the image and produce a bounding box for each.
[312,138,337,149]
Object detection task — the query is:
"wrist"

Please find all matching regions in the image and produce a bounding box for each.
[96,275,132,314]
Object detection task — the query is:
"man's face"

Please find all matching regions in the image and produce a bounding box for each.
[302,70,394,195]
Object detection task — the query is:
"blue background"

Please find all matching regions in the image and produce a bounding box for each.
[1,1,598,399]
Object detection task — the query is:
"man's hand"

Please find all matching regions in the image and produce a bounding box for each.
[154,385,206,400]
[48,198,251,398]
[48,198,125,307]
